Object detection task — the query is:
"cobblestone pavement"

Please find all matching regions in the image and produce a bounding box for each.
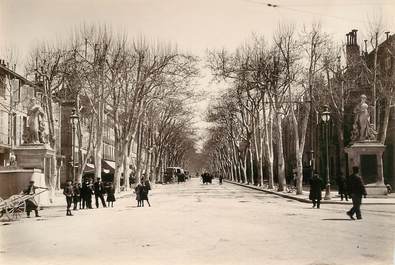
[1,178,394,265]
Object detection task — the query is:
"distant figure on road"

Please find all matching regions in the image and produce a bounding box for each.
[309,174,323,209]
[106,182,116,207]
[93,178,107,208]
[63,180,74,216]
[135,182,143,207]
[336,172,348,201]
[347,166,367,220]
[219,175,223,185]
[141,178,151,207]
[23,180,41,218]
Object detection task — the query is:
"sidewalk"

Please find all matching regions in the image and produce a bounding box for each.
[225,180,395,205]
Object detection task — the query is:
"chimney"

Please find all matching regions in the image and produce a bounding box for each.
[346,29,360,66]
[385,31,390,40]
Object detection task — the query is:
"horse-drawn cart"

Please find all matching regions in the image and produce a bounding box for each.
[0,188,48,221]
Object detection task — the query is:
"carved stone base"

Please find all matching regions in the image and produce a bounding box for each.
[365,183,388,196]
[13,144,55,169]
[345,142,387,195]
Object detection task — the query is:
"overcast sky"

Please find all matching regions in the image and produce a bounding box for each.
[1,0,394,144]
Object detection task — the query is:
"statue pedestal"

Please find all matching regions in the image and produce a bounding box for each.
[0,144,56,206]
[345,142,387,195]
[13,144,55,169]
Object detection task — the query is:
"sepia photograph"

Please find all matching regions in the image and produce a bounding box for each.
[0,0,394,264]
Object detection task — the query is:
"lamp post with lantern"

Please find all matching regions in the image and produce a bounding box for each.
[321,105,331,200]
[70,108,79,183]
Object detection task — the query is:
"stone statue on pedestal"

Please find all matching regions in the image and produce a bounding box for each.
[350,94,377,142]
[24,98,47,144]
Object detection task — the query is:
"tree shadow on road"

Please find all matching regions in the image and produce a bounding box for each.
[322,218,353,221]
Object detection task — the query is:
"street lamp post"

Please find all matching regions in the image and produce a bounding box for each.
[321,105,331,200]
[70,108,79,183]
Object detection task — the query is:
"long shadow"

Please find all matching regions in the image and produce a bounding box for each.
[322,218,353,221]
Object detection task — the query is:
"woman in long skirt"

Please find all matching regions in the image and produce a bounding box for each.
[106,183,116,207]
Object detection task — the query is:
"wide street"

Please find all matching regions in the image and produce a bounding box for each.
[1,178,394,265]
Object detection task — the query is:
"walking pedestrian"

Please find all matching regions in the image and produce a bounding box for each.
[72,183,81,210]
[63,180,74,216]
[219,175,223,185]
[309,173,323,209]
[336,172,348,201]
[141,178,151,207]
[347,166,367,220]
[106,182,116,207]
[134,182,143,207]
[93,178,107,208]
[23,180,43,218]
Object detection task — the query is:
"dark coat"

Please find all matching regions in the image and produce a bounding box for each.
[337,175,347,194]
[135,184,143,201]
[106,187,116,202]
[349,173,367,197]
[141,185,149,200]
[93,181,105,195]
[72,185,81,197]
[309,175,323,200]
[81,183,93,199]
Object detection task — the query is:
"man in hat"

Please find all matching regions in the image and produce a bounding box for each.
[93,178,106,208]
[23,180,41,218]
[347,166,367,220]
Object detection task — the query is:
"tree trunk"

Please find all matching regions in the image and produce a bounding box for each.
[276,112,286,191]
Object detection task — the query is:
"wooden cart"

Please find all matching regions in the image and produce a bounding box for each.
[0,188,48,221]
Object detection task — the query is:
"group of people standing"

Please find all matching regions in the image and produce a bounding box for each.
[309,166,367,220]
[63,178,116,216]
[134,178,151,207]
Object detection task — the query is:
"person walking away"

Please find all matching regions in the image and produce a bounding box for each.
[219,175,223,185]
[134,182,143,207]
[336,172,348,201]
[141,178,151,207]
[106,182,116,207]
[63,180,74,216]
[23,180,43,218]
[93,178,107,208]
[347,166,367,220]
[309,174,323,208]
[72,183,81,210]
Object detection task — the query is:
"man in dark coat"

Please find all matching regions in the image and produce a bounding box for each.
[347,166,367,220]
[81,180,93,209]
[336,172,348,201]
[23,180,41,218]
[309,174,323,208]
[93,178,107,208]
[63,180,74,216]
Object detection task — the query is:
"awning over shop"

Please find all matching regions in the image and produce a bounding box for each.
[102,159,116,174]
[84,163,95,173]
